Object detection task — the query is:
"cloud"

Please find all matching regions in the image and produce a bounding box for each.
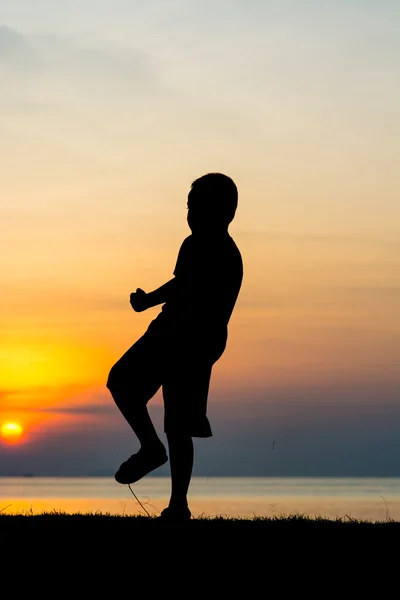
[1,280,128,312]
[2,382,400,476]
[238,228,400,245]
[0,25,159,86]
[0,23,261,191]
[0,26,170,153]
[0,24,26,53]
[36,402,117,416]
[0,383,109,411]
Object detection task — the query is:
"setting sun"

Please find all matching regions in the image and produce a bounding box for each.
[1,422,24,442]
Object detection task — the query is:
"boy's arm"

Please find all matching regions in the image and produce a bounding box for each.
[130,278,176,312]
[146,278,176,308]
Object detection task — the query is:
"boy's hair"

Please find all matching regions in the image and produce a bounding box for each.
[190,173,238,225]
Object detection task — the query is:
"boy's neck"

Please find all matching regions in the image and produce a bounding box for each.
[192,227,229,239]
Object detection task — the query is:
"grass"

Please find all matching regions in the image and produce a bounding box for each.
[1,511,398,583]
[2,509,400,533]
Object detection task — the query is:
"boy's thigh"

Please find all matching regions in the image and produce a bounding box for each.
[107,330,164,400]
[162,359,213,431]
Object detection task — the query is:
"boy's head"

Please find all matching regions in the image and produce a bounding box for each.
[187,173,238,234]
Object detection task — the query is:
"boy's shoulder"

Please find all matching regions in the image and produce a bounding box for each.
[185,233,240,251]
[179,233,241,262]
[178,235,193,253]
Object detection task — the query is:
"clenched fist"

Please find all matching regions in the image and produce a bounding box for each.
[130,288,148,312]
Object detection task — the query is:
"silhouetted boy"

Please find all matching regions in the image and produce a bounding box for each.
[107,173,243,521]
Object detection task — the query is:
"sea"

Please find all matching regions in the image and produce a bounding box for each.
[1,477,400,521]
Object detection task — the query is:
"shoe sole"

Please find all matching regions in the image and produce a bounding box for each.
[115,454,168,485]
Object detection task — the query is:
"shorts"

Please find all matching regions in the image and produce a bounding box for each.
[108,322,226,438]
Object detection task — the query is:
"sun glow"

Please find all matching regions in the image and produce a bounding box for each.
[1,422,24,442]
[0,341,110,390]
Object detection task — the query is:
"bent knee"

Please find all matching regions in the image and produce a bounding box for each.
[106,363,121,392]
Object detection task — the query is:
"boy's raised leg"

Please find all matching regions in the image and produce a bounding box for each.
[107,380,167,484]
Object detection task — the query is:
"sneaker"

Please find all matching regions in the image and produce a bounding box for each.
[115,447,168,484]
[157,506,192,523]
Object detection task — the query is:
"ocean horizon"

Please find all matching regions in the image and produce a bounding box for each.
[1,476,400,522]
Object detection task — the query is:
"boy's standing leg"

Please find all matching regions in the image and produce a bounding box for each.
[160,358,213,520]
[162,433,194,519]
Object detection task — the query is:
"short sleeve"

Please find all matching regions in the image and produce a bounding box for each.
[173,236,192,277]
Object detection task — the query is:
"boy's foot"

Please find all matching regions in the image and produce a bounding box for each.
[157,506,192,523]
[115,446,168,484]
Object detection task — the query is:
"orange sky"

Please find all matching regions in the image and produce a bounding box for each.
[0,1,399,454]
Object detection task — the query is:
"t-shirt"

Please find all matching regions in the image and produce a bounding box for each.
[150,232,243,347]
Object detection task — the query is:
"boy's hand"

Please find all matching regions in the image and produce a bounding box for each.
[130,288,148,312]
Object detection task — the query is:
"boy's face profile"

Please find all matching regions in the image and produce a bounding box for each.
[186,187,229,234]
[187,188,208,233]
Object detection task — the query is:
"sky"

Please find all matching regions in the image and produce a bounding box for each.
[0,0,399,476]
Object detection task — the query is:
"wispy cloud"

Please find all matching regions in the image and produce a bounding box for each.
[0,26,171,164]
[19,402,117,416]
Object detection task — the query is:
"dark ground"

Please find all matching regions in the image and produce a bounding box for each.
[1,513,397,589]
